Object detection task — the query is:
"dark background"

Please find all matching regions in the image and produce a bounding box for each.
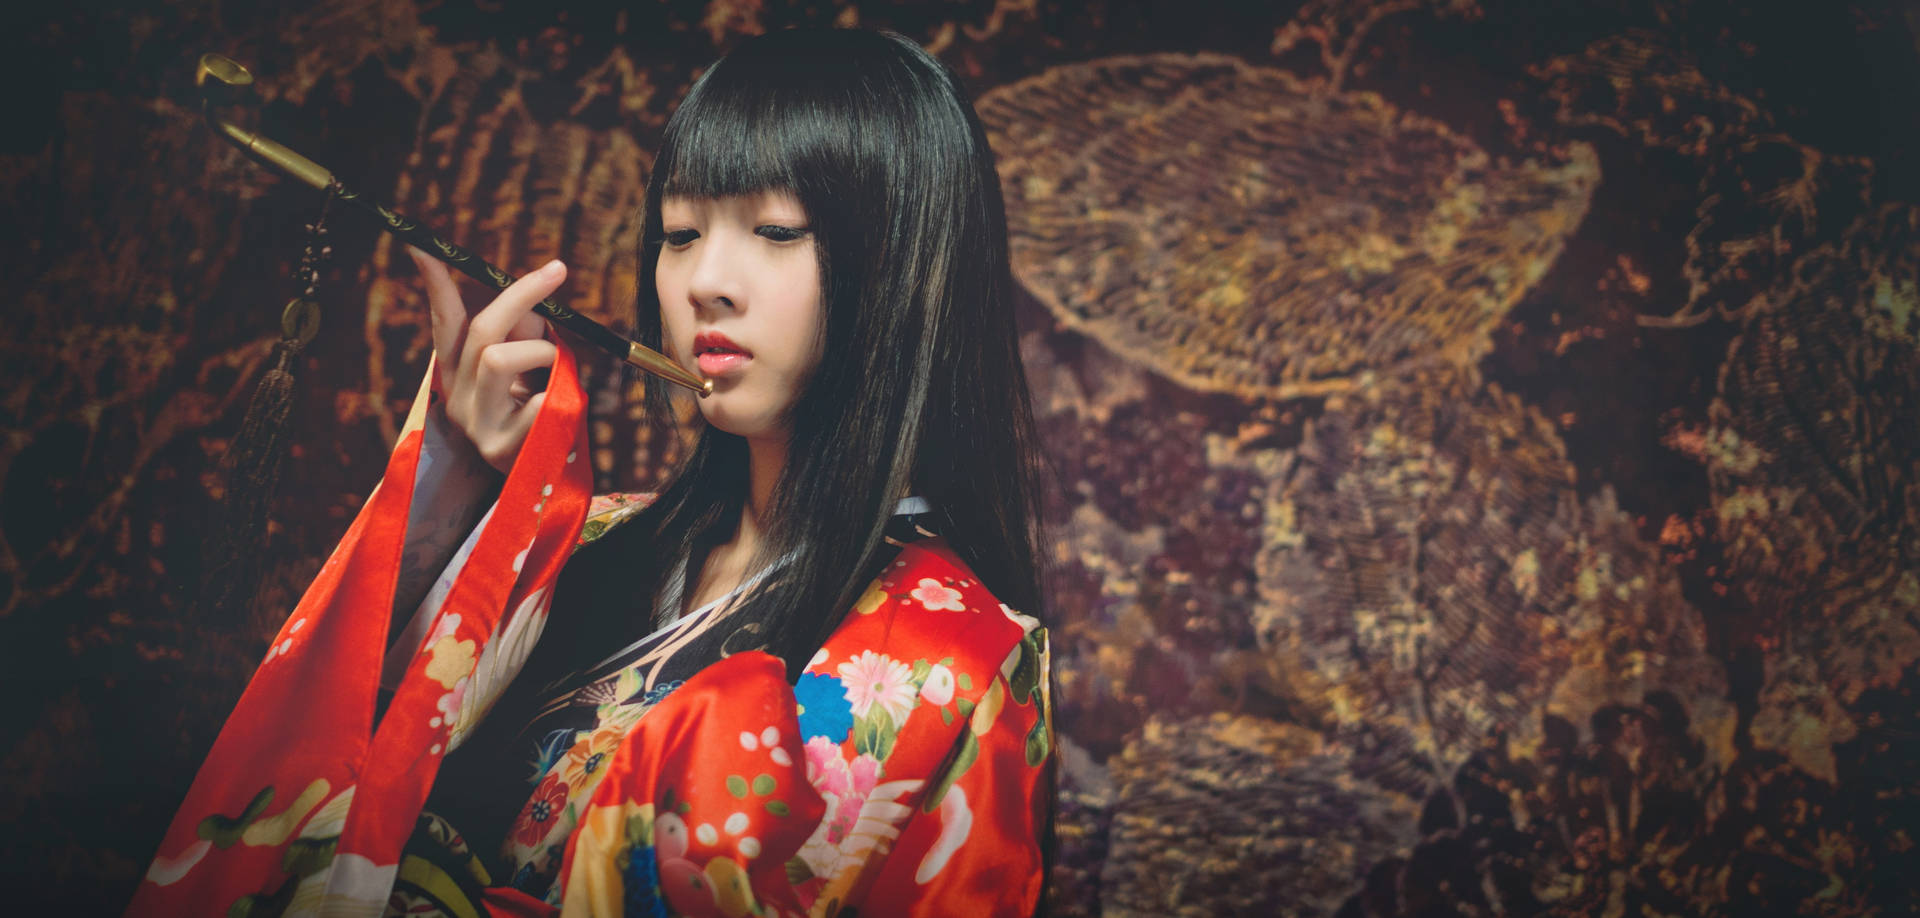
[5,0,1920,914]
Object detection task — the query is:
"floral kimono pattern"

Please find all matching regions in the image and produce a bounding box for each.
[550,537,1052,917]
[129,339,1050,918]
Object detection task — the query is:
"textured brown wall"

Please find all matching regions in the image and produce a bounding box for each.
[7,1,1920,915]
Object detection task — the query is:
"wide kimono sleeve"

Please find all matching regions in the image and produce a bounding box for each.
[551,541,1053,918]
[858,625,1052,915]
[128,344,595,918]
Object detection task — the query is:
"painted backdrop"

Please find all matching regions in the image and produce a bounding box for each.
[6,0,1920,915]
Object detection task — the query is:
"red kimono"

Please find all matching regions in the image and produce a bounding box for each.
[128,342,1051,917]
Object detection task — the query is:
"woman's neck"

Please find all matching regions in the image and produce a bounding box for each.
[735,432,787,553]
[679,431,787,617]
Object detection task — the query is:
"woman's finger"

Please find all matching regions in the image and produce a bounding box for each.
[460,261,567,377]
[472,391,548,475]
[506,307,547,343]
[473,339,560,388]
[410,248,467,350]
[468,338,559,423]
[409,248,470,393]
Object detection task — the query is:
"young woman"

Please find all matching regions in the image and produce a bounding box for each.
[131,27,1051,918]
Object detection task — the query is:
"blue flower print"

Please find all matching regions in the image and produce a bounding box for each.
[622,842,669,918]
[795,671,855,742]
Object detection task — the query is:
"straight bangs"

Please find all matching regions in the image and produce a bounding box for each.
[652,33,884,213]
[654,76,804,201]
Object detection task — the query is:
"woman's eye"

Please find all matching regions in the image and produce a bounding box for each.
[756,225,810,243]
[662,229,700,247]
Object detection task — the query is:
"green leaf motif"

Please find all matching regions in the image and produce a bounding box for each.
[726,775,749,799]
[279,836,336,878]
[910,659,932,682]
[854,708,898,761]
[199,785,276,849]
[1009,633,1042,706]
[957,698,975,717]
[785,856,814,886]
[958,673,973,691]
[751,773,776,796]
[766,800,791,817]
[940,707,954,725]
[853,717,877,757]
[626,812,655,846]
[1025,715,1050,767]
[922,731,980,813]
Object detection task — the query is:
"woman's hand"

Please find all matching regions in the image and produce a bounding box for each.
[408,247,566,475]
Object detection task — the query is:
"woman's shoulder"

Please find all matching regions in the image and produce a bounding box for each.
[883,536,1038,616]
[834,536,1043,670]
[577,491,657,547]
[802,534,1050,805]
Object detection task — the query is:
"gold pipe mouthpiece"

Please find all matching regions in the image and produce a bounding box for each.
[627,343,713,397]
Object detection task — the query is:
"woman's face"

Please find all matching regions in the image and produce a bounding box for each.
[656,190,824,442]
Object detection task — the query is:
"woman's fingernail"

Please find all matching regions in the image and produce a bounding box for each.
[543,259,564,275]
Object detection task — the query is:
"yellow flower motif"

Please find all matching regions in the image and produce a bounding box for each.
[853,579,887,616]
[704,856,756,918]
[559,719,627,789]
[425,635,477,689]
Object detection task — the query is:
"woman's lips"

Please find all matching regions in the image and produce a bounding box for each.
[693,331,751,377]
[697,351,750,376]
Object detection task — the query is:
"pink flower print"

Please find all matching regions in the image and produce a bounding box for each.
[909,578,965,612]
[837,650,916,724]
[845,752,880,793]
[802,738,883,847]
[434,675,471,730]
[803,736,849,795]
[919,663,956,706]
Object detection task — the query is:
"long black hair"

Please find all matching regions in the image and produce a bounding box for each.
[593,27,1045,676]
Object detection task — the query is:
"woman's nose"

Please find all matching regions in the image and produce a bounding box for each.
[686,236,741,311]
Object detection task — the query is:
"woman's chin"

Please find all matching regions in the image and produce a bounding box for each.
[697,401,784,442]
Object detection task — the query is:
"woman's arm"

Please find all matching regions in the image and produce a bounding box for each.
[379,403,503,691]
[390,403,500,621]
[859,634,1052,916]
